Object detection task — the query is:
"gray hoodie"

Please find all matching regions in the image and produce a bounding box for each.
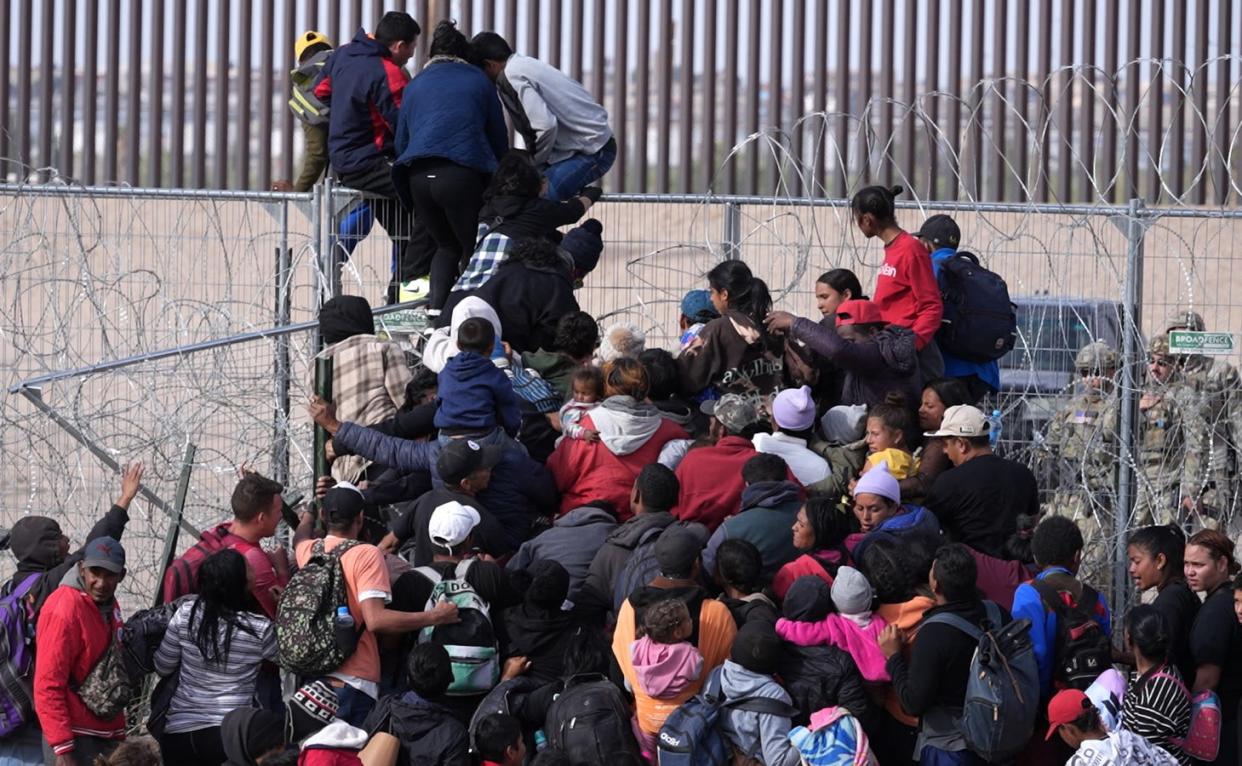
[504,506,618,600]
[718,660,802,766]
[591,396,665,456]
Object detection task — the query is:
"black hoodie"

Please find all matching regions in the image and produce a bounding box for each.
[478,194,586,241]
[502,603,583,683]
[5,503,129,614]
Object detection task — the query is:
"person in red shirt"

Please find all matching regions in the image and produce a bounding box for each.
[473,713,525,766]
[34,536,129,765]
[676,395,798,532]
[851,184,944,381]
[226,472,292,620]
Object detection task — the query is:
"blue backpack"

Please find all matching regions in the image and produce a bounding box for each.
[658,667,798,766]
[921,602,1039,762]
[935,251,1017,362]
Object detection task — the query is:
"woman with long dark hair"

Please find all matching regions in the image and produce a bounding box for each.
[394,21,509,311]
[153,549,276,765]
[1183,529,1242,765]
[851,185,944,381]
[678,260,783,398]
[771,496,855,601]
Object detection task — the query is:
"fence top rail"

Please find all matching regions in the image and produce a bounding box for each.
[0,182,1238,219]
[0,182,314,203]
[8,300,428,394]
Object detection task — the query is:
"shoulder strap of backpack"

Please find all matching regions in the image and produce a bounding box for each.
[921,612,984,642]
[981,600,1002,629]
[414,566,444,586]
[8,573,41,602]
[724,695,799,718]
[1030,577,1071,617]
[454,558,476,580]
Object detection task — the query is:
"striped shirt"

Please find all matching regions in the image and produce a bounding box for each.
[1123,665,1192,766]
[153,597,277,733]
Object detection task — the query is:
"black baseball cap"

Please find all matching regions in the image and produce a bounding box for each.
[321,483,366,526]
[913,214,961,249]
[436,439,501,486]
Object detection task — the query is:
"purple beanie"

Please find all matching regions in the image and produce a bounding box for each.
[853,461,900,504]
[772,386,816,431]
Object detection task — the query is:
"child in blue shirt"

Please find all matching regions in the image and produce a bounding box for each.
[434,316,522,437]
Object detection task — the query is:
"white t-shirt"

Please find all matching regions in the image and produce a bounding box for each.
[1068,729,1179,766]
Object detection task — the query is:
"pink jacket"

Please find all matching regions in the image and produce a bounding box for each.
[630,636,704,699]
[776,613,890,682]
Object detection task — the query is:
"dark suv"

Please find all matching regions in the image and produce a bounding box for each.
[995,297,1124,452]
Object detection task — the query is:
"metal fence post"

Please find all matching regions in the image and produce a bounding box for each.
[310,180,325,353]
[1114,197,1147,617]
[723,201,741,259]
[272,197,292,488]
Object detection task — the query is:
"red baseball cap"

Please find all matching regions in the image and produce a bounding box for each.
[835,299,885,327]
[1045,689,1092,740]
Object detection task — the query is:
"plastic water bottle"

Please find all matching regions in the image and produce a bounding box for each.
[988,409,1003,450]
[334,606,358,654]
[534,730,548,752]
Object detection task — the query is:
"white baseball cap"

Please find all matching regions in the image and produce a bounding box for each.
[923,404,990,438]
[427,501,481,551]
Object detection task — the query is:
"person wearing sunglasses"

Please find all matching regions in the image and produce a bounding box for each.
[1135,334,1200,528]
[1039,341,1120,587]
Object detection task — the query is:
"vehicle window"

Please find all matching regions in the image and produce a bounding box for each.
[1001,304,1096,373]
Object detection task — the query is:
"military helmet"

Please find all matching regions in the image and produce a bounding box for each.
[1148,334,1170,357]
[1075,341,1119,373]
[1166,309,1205,333]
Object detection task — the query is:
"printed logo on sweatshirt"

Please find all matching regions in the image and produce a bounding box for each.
[878,263,898,278]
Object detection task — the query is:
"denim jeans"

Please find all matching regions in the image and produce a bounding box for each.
[542,138,617,201]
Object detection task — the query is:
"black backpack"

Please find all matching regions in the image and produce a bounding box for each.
[935,251,1017,362]
[1031,577,1112,690]
[545,674,643,765]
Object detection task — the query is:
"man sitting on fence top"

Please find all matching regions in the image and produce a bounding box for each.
[312,11,434,303]
[471,32,616,202]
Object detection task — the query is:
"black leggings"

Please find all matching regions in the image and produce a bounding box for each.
[157,726,227,766]
[405,158,489,310]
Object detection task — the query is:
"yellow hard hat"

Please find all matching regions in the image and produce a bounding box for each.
[295,30,331,62]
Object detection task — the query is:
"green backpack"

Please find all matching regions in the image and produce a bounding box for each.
[276,538,360,676]
[288,50,331,127]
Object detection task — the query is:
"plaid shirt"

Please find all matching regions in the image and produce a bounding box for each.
[451,225,512,293]
[315,334,411,481]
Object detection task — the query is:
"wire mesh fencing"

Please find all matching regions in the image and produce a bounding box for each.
[3,177,1242,612]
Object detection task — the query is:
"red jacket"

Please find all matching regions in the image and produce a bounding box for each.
[675,436,766,532]
[547,414,687,521]
[34,581,125,755]
[872,231,943,349]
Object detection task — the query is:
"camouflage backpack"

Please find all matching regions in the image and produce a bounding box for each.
[276,538,361,677]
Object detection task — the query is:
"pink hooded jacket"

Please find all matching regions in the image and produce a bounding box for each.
[775,613,890,682]
[629,636,704,699]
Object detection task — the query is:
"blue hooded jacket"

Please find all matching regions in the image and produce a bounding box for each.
[313,29,409,174]
[434,351,522,436]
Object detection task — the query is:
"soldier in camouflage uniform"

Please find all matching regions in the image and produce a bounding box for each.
[1133,334,1198,527]
[1165,310,1242,521]
[1042,341,1120,582]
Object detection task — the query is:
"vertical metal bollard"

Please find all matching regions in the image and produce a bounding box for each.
[314,356,334,511]
[1113,198,1147,618]
[310,180,325,353]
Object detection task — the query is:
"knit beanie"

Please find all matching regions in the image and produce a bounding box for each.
[831,566,875,616]
[730,620,783,676]
[853,462,900,504]
[288,679,339,740]
[782,576,833,622]
[560,219,604,276]
[772,386,817,432]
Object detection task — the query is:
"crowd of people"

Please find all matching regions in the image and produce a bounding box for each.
[4,8,1242,766]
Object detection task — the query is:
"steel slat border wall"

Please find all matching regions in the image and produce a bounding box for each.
[3,0,1240,204]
